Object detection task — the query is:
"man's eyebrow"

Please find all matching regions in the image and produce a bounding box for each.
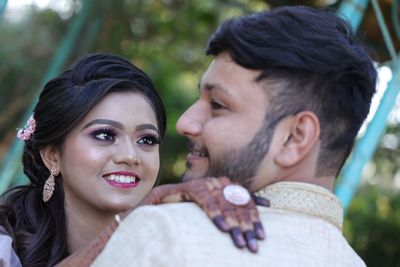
[83,119,124,130]
[201,82,231,96]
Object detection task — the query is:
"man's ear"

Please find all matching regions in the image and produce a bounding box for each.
[39,145,61,172]
[275,111,320,167]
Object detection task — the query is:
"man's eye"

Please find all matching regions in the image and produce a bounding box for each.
[91,129,116,142]
[211,100,224,110]
[137,135,161,146]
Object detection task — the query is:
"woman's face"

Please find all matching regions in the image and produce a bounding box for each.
[58,91,160,216]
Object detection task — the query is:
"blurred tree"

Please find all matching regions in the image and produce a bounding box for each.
[344,184,400,266]
[0,1,399,266]
[0,0,270,184]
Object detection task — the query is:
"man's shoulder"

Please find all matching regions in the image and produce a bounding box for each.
[135,202,204,213]
[129,203,211,227]
[97,204,366,267]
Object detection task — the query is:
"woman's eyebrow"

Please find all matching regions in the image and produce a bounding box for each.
[136,123,158,132]
[83,119,124,130]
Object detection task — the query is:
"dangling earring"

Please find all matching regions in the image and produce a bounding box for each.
[43,167,57,202]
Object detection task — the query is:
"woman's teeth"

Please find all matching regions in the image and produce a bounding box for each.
[104,174,137,183]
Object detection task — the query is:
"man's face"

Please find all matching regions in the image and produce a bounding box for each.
[176,53,277,190]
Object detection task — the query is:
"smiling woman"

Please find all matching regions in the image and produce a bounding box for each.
[49,92,162,252]
[57,92,161,208]
[0,53,167,266]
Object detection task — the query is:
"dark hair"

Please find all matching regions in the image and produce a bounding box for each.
[0,53,166,266]
[206,6,377,175]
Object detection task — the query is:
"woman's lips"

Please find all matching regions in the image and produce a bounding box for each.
[103,171,141,189]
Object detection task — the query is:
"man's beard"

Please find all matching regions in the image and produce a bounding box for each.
[182,115,279,189]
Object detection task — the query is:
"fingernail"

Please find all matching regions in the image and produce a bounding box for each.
[248,239,258,252]
[220,221,229,231]
[236,235,246,247]
[213,217,229,232]
[231,228,246,248]
[256,228,265,240]
[254,223,265,240]
[253,196,271,207]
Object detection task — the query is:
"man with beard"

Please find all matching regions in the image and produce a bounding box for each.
[91,6,376,267]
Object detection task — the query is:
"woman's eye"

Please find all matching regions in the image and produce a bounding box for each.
[137,135,160,146]
[91,129,116,142]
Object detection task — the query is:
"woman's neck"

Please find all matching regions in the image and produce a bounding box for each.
[64,196,116,253]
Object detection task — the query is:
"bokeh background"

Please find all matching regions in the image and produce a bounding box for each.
[0,0,399,266]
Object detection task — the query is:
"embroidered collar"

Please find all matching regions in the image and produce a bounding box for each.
[255,182,343,230]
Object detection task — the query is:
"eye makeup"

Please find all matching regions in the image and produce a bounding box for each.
[90,127,118,143]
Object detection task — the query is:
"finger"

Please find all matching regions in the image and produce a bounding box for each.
[212,215,229,232]
[236,203,253,233]
[183,178,233,234]
[229,227,246,248]
[217,176,232,187]
[198,178,225,219]
[182,178,217,202]
[239,213,259,253]
[254,222,265,240]
[244,231,258,252]
[208,177,224,189]
[204,177,221,190]
[198,178,234,231]
[250,206,265,240]
[202,196,223,219]
[215,181,252,232]
[251,194,270,207]
[224,208,240,229]
[233,200,259,253]
[216,188,241,230]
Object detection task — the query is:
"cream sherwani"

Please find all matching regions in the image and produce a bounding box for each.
[92,182,365,267]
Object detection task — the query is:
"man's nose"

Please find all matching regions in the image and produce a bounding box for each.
[176,101,207,137]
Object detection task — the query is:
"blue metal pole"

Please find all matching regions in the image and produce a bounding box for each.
[392,0,400,41]
[371,0,397,64]
[334,0,400,212]
[0,0,7,19]
[335,58,400,211]
[0,0,94,193]
[337,0,369,31]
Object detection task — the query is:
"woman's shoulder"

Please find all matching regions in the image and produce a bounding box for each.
[0,225,22,267]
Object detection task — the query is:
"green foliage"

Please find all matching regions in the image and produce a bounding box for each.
[344,185,400,267]
[0,1,399,265]
[0,0,269,182]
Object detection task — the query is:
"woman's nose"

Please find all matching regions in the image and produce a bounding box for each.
[113,139,140,166]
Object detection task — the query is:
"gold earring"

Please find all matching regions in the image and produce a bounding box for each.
[43,167,57,202]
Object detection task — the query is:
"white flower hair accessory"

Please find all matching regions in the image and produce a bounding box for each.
[17,115,36,141]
